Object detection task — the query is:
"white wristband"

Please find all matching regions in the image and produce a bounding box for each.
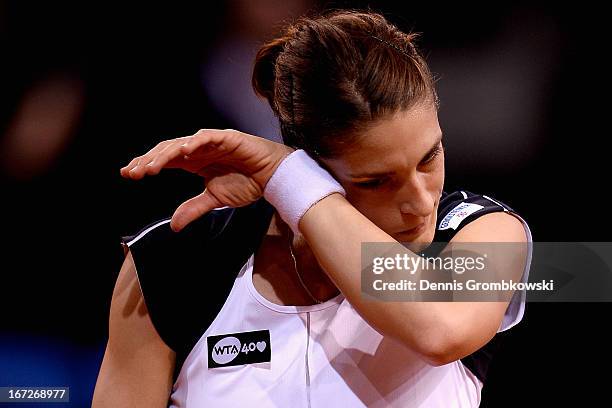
[263,149,346,234]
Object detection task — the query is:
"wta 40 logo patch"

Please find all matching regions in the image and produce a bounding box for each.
[207,329,271,368]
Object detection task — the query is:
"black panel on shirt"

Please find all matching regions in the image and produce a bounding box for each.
[430,190,515,244]
[120,197,275,380]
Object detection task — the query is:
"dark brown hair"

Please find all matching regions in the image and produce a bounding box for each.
[252,10,439,158]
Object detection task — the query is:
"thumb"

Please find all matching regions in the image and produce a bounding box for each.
[170,188,223,232]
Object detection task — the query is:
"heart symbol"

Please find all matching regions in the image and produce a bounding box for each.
[256,341,267,352]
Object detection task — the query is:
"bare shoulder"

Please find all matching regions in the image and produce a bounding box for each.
[92,251,176,408]
[448,210,529,292]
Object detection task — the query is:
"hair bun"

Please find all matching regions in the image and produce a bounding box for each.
[252,28,295,108]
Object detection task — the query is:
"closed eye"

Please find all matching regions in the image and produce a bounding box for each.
[421,143,443,165]
[354,178,387,189]
[353,142,443,189]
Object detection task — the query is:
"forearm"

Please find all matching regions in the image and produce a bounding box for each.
[298,193,463,364]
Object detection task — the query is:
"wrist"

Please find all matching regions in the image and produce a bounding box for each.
[263,149,346,235]
[261,145,296,191]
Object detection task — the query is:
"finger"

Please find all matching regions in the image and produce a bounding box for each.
[175,139,232,173]
[120,158,142,178]
[121,130,234,179]
[121,137,190,179]
[170,188,224,232]
[179,129,232,156]
[121,142,171,179]
[121,151,156,177]
[156,144,224,174]
[142,140,186,175]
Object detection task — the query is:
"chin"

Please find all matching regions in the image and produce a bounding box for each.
[396,227,434,253]
[402,241,430,254]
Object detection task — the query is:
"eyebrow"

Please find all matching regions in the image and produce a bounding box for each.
[349,133,443,179]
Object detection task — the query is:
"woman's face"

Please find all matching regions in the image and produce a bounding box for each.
[319,102,445,252]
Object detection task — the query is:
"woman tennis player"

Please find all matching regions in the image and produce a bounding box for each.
[93,10,532,407]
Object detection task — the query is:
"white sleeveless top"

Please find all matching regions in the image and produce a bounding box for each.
[169,253,486,407]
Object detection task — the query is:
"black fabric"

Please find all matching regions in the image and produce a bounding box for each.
[120,198,275,380]
[428,190,516,245]
[120,189,527,384]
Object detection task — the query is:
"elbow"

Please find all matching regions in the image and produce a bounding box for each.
[420,342,460,367]
[403,324,463,367]
[410,322,498,367]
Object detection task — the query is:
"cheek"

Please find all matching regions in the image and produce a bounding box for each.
[345,192,398,230]
[345,189,387,213]
[423,161,445,210]
[427,159,445,188]
[424,194,442,236]
[436,153,445,185]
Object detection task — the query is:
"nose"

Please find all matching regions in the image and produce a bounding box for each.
[398,178,435,218]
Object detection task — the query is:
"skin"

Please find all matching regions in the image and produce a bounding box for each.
[254,101,445,305]
[92,252,176,408]
[96,100,528,406]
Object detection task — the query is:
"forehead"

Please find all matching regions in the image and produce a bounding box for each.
[323,104,441,175]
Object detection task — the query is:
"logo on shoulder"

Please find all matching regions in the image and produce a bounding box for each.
[207,329,271,368]
[439,202,484,230]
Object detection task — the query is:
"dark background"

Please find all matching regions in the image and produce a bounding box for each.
[1,1,609,406]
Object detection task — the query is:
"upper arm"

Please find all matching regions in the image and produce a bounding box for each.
[434,212,529,364]
[92,250,176,408]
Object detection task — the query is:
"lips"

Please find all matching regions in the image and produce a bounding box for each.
[397,223,425,235]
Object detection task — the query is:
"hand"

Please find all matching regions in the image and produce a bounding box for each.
[120,129,295,232]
